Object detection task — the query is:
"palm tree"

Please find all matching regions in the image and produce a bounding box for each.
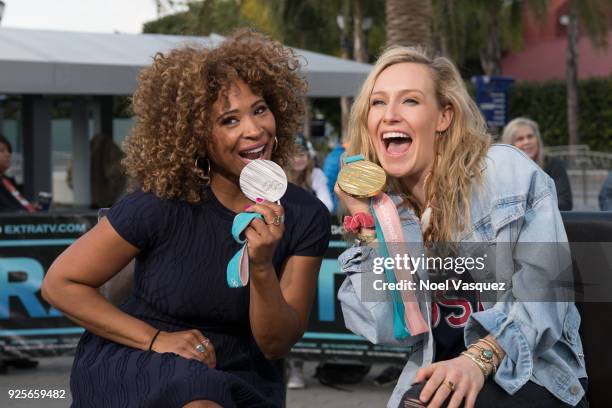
[565,0,610,146]
[431,0,548,76]
[386,0,433,50]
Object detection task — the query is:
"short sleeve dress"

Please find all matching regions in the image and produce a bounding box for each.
[70,184,331,408]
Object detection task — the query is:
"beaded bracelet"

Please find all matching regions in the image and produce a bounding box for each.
[461,351,489,378]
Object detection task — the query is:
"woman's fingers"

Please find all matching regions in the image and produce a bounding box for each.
[414,364,436,383]
[245,200,284,227]
[445,379,468,408]
[419,365,445,403]
[463,386,478,408]
[191,330,216,368]
[153,330,216,368]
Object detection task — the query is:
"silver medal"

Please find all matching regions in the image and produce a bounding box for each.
[239,160,288,203]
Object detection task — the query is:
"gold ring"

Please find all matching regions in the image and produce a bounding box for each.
[272,215,282,226]
[442,379,455,392]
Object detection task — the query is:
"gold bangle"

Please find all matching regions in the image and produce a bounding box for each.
[469,343,499,367]
[355,231,377,245]
[479,338,503,363]
[461,351,489,378]
[466,348,497,376]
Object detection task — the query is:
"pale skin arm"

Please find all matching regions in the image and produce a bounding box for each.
[333,183,507,407]
[41,218,216,367]
[413,335,506,408]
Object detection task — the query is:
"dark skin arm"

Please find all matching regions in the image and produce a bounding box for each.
[244,200,323,359]
[41,218,216,367]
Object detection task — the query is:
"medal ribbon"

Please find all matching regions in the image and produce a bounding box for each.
[343,155,428,338]
[227,212,264,288]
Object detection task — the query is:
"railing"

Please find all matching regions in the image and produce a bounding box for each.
[546,145,612,210]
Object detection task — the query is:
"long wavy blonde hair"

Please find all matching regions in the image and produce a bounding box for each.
[347,46,491,243]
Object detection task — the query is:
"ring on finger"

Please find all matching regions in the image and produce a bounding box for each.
[441,379,455,392]
[195,343,206,353]
[272,215,284,226]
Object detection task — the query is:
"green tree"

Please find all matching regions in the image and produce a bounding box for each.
[431,0,548,75]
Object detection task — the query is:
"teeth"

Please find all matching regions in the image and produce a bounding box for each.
[242,145,265,154]
[382,132,410,140]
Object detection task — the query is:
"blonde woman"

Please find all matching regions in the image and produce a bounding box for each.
[502,117,573,210]
[335,47,587,408]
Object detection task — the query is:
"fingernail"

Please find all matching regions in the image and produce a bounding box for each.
[256,197,264,203]
[244,205,252,210]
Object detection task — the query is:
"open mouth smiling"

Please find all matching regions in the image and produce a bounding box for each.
[238,143,267,162]
[382,131,413,156]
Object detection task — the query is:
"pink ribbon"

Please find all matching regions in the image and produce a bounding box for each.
[373,193,429,336]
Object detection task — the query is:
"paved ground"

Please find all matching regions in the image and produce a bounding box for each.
[0,357,392,408]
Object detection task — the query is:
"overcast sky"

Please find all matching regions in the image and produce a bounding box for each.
[1,0,161,34]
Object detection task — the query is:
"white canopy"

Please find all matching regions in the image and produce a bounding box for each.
[0,27,371,97]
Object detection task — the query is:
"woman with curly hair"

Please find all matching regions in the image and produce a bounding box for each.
[42,29,330,408]
[336,46,587,408]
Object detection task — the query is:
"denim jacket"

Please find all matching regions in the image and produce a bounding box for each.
[338,144,587,407]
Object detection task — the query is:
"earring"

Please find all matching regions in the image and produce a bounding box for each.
[273,136,279,153]
[195,156,211,180]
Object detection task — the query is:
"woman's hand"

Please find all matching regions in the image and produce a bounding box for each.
[413,354,485,408]
[334,182,371,216]
[244,199,285,271]
[152,330,216,368]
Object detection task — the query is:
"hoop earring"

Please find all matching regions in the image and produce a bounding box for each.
[195,156,211,180]
[273,136,279,153]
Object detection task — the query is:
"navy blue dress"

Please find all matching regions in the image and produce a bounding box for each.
[70,184,331,407]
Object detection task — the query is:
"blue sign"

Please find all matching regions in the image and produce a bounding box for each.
[471,76,514,128]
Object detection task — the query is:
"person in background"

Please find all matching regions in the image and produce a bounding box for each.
[0,134,36,213]
[287,134,333,212]
[502,117,573,211]
[599,171,612,211]
[0,134,39,373]
[67,133,127,209]
[284,134,333,389]
[323,139,347,213]
[90,133,126,208]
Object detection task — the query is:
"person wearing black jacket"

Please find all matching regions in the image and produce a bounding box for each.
[0,134,36,213]
[0,133,39,373]
[502,118,573,211]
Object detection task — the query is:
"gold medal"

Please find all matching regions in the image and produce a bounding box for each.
[337,156,386,198]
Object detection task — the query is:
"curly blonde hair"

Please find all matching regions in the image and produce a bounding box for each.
[347,46,491,243]
[123,29,306,203]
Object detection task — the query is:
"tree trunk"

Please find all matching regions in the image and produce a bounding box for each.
[303,98,312,139]
[353,0,368,63]
[340,0,352,143]
[386,0,433,51]
[566,0,580,146]
[479,4,502,76]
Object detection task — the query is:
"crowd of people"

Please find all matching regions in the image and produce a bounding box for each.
[0,26,609,408]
